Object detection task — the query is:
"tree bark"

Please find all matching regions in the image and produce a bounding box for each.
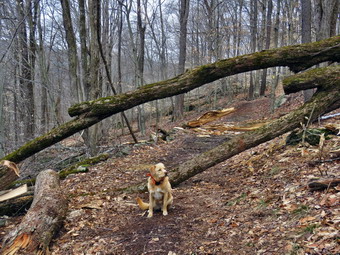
[1,170,67,255]
[0,161,20,191]
[174,0,190,119]
[248,0,257,100]
[0,190,33,216]
[308,178,340,191]
[60,0,79,104]
[0,37,339,190]
[259,0,273,96]
[70,36,340,117]
[123,66,340,193]
[301,0,314,102]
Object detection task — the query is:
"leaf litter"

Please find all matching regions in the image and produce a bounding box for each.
[1,95,339,254]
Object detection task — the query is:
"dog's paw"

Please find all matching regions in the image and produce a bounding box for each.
[162,211,168,216]
[147,212,153,218]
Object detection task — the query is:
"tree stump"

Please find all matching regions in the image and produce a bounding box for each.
[1,170,68,255]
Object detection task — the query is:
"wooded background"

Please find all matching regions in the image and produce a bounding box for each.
[0,0,339,156]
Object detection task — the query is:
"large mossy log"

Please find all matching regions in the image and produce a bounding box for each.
[1,170,67,255]
[0,37,339,190]
[68,36,340,117]
[283,65,340,94]
[124,66,340,193]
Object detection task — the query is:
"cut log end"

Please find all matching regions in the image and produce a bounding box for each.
[1,170,68,255]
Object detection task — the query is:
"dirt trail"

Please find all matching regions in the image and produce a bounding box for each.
[1,96,339,254]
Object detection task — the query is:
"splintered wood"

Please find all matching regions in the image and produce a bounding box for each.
[185,108,236,128]
[1,170,68,255]
[185,107,267,135]
[0,161,20,191]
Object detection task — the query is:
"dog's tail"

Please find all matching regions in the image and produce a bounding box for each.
[136,197,149,210]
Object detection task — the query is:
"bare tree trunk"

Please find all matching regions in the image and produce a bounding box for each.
[85,0,102,156]
[1,170,67,255]
[136,0,146,135]
[16,0,36,142]
[270,0,281,112]
[248,0,257,100]
[301,0,314,102]
[315,0,338,41]
[260,0,273,96]
[37,4,50,134]
[60,0,79,104]
[78,0,88,102]
[174,0,190,120]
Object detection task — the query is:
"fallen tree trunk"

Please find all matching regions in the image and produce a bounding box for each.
[1,170,67,255]
[283,65,340,94]
[308,179,340,191]
[8,153,109,189]
[122,66,340,193]
[0,154,109,215]
[0,190,33,216]
[68,36,340,117]
[1,37,339,190]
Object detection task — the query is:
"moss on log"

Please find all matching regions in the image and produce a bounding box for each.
[283,65,340,94]
[8,154,109,188]
[58,153,109,179]
[68,36,340,117]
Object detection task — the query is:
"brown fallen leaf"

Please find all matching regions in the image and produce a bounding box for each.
[299,216,316,224]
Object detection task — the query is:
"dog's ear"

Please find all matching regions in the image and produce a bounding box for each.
[150,165,156,173]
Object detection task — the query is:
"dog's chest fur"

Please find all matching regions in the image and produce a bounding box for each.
[153,187,164,200]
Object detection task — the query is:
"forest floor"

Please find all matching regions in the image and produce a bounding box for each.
[1,93,339,255]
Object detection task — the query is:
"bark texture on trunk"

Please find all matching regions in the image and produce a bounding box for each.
[0,161,20,191]
[1,170,67,255]
[69,36,340,117]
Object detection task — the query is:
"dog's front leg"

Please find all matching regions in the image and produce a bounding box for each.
[162,192,169,216]
[147,193,154,218]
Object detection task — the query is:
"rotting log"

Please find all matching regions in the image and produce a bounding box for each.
[121,66,340,193]
[1,37,340,190]
[308,179,340,191]
[1,170,67,255]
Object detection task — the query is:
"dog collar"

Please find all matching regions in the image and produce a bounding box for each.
[146,173,164,185]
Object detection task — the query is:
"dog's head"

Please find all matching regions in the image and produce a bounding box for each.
[150,163,167,181]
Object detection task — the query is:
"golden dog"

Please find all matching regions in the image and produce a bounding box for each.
[136,163,173,217]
